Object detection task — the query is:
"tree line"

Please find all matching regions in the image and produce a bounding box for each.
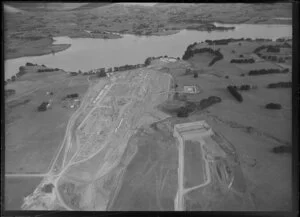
[230,58,255,64]
[182,46,223,66]
[37,68,59,73]
[267,81,292,88]
[227,85,243,102]
[248,68,289,76]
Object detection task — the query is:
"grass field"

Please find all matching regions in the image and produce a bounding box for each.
[184,140,205,188]
[5,66,90,174]
[5,177,43,210]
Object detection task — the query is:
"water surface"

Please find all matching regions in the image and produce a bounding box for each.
[5,23,292,79]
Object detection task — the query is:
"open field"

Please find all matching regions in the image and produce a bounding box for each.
[5,66,90,174]
[5,177,43,210]
[184,140,205,188]
[4,30,292,211]
[154,38,291,211]
[4,3,291,59]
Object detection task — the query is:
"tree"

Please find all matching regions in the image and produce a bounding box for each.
[193,71,198,78]
[177,107,189,117]
[97,70,106,77]
[265,103,281,110]
[19,66,26,73]
[78,70,82,74]
[144,57,152,66]
[11,75,16,81]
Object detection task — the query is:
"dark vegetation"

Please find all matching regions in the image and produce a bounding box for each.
[37,68,59,73]
[227,85,243,102]
[266,46,280,53]
[113,63,143,72]
[199,96,222,110]
[193,71,198,78]
[230,58,255,63]
[5,89,16,98]
[205,38,245,45]
[175,95,222,118]
[182,45,223,66]
[267,81,292,88]
[25,62,37,66]
[63,93,79,99]
[37,101,49,112]
[248,68,289,76]
[235,84,251,91]
[70,72,79,76]
[272,145,291,154]
[41,183,54,193]
[97,68,106,77]
[186,24,235,31]
[265,103,282,110]
[7,99,31,109]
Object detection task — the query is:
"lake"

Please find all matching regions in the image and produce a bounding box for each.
[5,23,292,80]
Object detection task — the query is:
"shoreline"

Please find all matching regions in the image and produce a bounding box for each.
[5,44,71,61]
[5,21,292,61]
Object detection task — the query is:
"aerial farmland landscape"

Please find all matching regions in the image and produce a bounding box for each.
[3,2,294,212]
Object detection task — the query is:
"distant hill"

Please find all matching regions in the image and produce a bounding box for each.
[70,3,113,11]
[3,4,24,13]
[4,3,111,12]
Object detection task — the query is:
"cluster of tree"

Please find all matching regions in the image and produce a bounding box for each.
[205,38,245,46]
[182,47,223,66]
[37,101,49,112]
[260,55,289,63]
[282,42,292,48]
[70,72,79,76]
[97,70,106,77]
[230,58,255,63]
[114,63,143,72]
[272,145,291,154]
[231,84,250,91]
[41,183,54,193]
[181,42,198,60]
[208,49,223,66]
[227,85,243,102]
[266,46,280,53]
[193,71,198,78]
[248,68,289,76]
[265,103,282,110]
[267,81,292,88]
[64,93,79,99]
[8,99,30,109]
[177,101,197,118]
[186,24,235,32]
[5,89,16,98]
[199,96,222,110]
[37,68,59,73]
[25,62,37,66]
[255,38,272,42]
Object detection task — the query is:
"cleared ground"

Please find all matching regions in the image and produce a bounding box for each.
[51,67,174,210]
[5,177,43,210]
[183,140,205,188]
[110,122,178,211]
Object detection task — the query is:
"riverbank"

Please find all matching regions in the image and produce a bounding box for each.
[5,37,71,60]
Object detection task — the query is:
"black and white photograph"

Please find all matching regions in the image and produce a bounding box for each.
[2,2,296,213]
